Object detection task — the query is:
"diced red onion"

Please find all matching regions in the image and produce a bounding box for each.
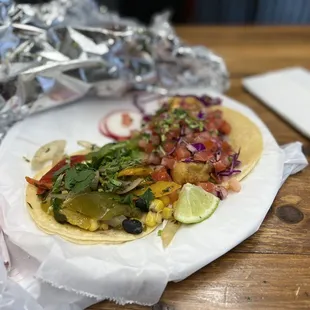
[216,186,228,200]
[197,111,205,119]
[215,150,221,161]
[186,144,197,153]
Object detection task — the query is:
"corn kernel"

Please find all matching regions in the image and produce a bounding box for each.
[162,207,173,220]
[172,202,177,209]
[150,199,164,212]
[145,211,157,227]
[159,196,170,207]
[100,223,109,231]
[89,219,100,232]
[155,212,163,224]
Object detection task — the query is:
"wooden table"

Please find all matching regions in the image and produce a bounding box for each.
[89,27,310,310]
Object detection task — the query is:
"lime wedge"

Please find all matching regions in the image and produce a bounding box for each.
[174,183,220,224]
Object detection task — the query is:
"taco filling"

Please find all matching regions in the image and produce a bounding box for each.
[25,95,263,245]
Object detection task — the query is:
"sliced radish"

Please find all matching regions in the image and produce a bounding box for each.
[99,118,109,136]
[99,110,142,141]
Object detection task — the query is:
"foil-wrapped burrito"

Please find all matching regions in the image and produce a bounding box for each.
[0,0,229,141]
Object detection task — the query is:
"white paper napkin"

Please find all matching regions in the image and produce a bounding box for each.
[243,67,310,138]
[0,90,307,308]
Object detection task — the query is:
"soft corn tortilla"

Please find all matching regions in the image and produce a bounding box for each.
[212,106,263,186]
[26,163,158,245]
[26,107,263,245]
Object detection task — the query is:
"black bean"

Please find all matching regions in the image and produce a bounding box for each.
[135,197,148,212]
[122,219,143,235]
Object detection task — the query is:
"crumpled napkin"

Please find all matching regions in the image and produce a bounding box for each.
[0,91,308,309]
[243,67,310,138]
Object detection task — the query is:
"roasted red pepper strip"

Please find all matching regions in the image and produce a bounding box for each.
[25,155,86,195]
[25,177,53,190]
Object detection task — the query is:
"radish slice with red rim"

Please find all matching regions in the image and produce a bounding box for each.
[99,110,142,141]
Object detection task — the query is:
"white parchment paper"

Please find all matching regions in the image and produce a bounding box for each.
[0,90,307,309]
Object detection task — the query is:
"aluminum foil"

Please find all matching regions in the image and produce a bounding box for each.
[0,0,229,141]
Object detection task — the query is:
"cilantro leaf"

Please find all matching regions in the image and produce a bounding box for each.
[140,188,155,209]
[64,167,78,190]
[119,193,135,208]
[64,167,96,194]
[52,174,64,193]
[53,164,70,179]
[72,170,96,193]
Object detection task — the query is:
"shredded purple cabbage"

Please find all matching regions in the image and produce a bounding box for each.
[196,95,222,107]
[182,158,204,163]
[197,111,205,119]
[171,94,222,108]
[217,149,241,177]
[191,143,206,152]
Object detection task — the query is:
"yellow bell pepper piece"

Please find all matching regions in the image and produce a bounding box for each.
[133,181,181,198]
[118,167,153,177]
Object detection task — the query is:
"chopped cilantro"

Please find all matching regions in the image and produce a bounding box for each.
[157,230,162,236]
[140,188,155,209]
[87,139,143,192]
[64,166,96,193]
[119,193,136,208]
[53,164,70,179]
[52,174,64,193]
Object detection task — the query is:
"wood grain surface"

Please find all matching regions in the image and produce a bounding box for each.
[89,27,310,310]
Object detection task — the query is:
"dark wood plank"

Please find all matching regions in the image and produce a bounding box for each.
[89,253,310,310]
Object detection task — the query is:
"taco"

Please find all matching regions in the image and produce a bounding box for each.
[25,95,263,245]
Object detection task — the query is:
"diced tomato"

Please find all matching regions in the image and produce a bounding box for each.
[218,120,231,135]
[213,160,227,172]
[144,143,155,153]
[193,150,213,162]
[208,110,222,119]
[220,154,231,167]
[166,128,181,140]
[175,146,191,161]
[163,141,176,154]
[198,182,216,194]
[121,113,133,127]
[151,167,172,181]
[161,157,176,169]
[194,131,211,143]
[222,141,232,153]
[204,139,218,152]
[205,121,217,131]
[184,127,192,135]
[138,139,148,149]
[184,133,195,143]
[147,153,161,165]
[151,135,160,146]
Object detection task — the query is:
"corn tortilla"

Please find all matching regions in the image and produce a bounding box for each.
[25,107,263,244]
